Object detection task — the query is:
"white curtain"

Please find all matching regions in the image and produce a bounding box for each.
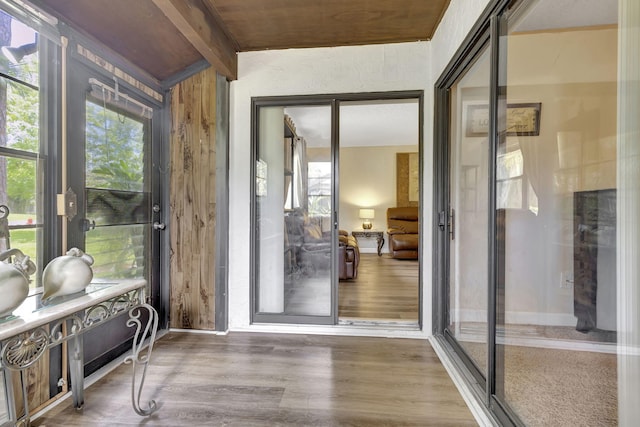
[518,137,540,213]
[293,137,307,209]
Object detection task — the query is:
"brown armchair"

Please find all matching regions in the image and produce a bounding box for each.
[339,230,359,280]
[387,207,419,259]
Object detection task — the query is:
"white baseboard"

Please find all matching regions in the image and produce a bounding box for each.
[456,309,576,327]
[358,247,379,254]
[429,337,499,427]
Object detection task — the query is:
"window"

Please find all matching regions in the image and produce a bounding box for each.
[84,95,151,280]
[307,161,331,216]
[0,10,44,286]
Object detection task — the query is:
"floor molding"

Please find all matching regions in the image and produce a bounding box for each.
[429,336,499,427]
[231,323,430,339]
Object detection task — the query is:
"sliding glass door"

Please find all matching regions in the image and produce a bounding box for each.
[494,1,619,424]
[252,93,423,326]
[446,46,491,379]
[253,102,335,323]
[435,0,630,424]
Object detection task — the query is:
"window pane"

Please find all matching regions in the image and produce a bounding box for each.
[86,224,147,280]
[5,79,39,152]
[496,149,523,180]
[85,97,150,284]
[86,100,145,192]
[497,178,523,209]
[0,157,42,287]
[0,11,39,88]
[496,1,619,425]
[447,45,491,378]
[256,105,332,319]
[308,195,331,217]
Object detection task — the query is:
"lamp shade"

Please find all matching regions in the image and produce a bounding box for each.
[359,208,375,219]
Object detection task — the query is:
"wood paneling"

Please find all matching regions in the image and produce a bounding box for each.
[209,0,451,51]
[32,332,477,426]
[169,67,217,330]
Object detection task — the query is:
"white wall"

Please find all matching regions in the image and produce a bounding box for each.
[430,0,492,80]
[339,145,419,254]
[229,42,431,331]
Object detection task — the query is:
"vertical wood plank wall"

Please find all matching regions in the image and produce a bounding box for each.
[169,67,217,330]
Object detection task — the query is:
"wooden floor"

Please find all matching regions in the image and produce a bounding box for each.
[339,254,419,321]
[32,332,476,426]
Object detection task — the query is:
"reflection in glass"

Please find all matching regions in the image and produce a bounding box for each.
[85,98,150,284]
[496,1,619,425]
[447,46,491,377]
[256,105,332,317]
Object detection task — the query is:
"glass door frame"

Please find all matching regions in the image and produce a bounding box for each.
[251,96,337,325]
[432,0,521,425]
[251,91,425,326]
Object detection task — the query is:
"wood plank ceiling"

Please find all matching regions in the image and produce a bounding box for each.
[33,0,450,83]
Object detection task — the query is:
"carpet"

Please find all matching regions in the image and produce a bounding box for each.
[463,342,617,426]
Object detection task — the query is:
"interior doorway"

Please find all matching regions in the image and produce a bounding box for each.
[336,99,421,326]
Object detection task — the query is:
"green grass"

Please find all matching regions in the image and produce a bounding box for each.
[6,229,37,260]
[2,219,147,286]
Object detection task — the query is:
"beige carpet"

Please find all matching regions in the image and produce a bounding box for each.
[464,342,617,426]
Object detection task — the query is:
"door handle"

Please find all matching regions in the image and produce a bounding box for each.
[82,219,96,232]
[153,222,166,231]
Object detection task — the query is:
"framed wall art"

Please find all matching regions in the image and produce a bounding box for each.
[465,102,541,137]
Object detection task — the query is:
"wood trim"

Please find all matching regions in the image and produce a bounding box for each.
[152,0,238,80]
[169,67,217,330]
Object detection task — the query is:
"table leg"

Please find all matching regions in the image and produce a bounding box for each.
[377,235,385,256]
[68,335,84,410]
[124,304,158,416]
[2,368,17,424]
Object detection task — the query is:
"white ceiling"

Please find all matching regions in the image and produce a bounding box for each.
[285,99,419,148]
[514,0,617,32]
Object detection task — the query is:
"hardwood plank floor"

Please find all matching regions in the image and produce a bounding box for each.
[32,332,476,426]
[339,254,419,321]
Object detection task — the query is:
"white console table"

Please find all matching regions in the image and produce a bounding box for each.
[0,279,158,427]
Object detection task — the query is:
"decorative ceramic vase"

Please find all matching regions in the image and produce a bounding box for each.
[42,248,94,301]
[0,248,37,318]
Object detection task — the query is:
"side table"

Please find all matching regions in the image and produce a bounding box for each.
[0,280,158,426]
[352,230,385,256]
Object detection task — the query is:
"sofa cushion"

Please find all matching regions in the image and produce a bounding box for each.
[387,206,419,221]
[339,234,358,247]
[387,207,419,234]
[390,233,419,251]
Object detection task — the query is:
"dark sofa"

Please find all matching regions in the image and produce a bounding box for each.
[339,230,359,280]
[285,211,359,279]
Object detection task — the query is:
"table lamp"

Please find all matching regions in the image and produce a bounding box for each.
[359,208,375,230]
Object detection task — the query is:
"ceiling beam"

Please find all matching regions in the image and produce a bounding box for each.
[152,0,238,80]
